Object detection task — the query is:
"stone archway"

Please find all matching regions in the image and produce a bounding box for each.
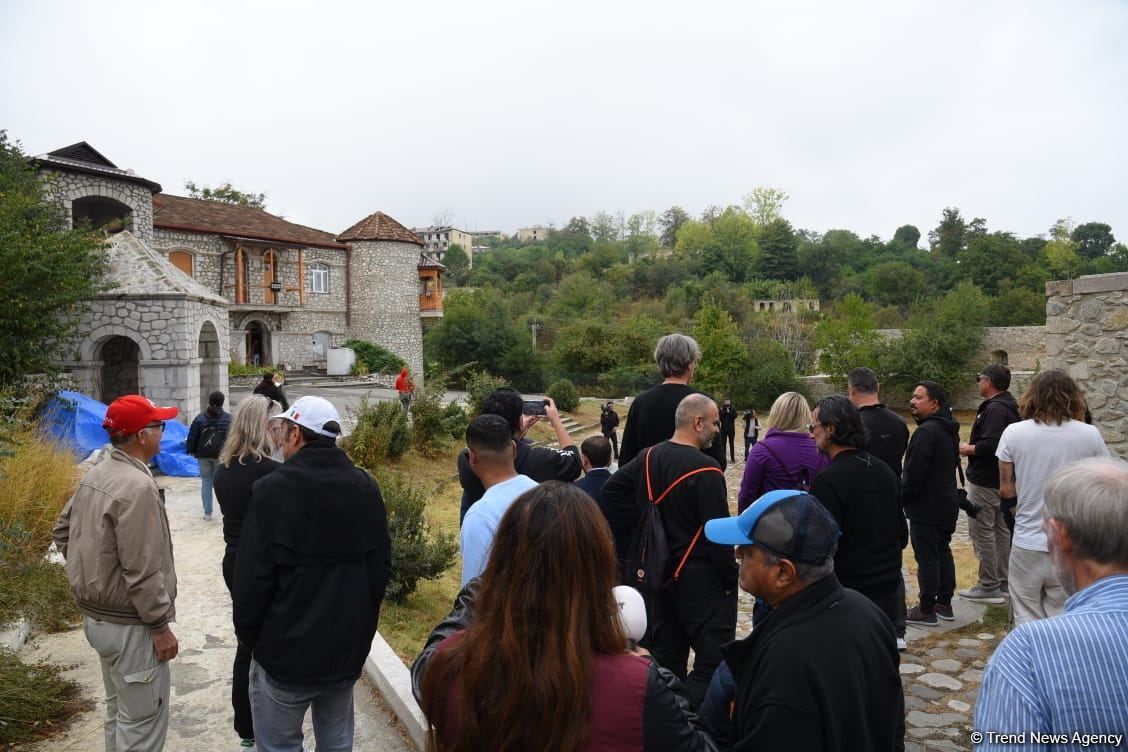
[72,196,133,235]
[198,320,224,407]
[98,335,141,404]
[244,320,271,367]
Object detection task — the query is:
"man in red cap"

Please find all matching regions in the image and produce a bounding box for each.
[53,394,180,751]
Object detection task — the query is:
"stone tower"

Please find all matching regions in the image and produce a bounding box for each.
[338,212,425,382]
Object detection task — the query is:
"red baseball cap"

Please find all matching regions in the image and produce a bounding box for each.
[103,395,179,437]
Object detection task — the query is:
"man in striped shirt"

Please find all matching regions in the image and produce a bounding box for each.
[973,457,1128,749]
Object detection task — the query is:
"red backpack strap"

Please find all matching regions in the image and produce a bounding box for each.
[674,525,704,581]
[654,466,724,505]
[649,459,724,582]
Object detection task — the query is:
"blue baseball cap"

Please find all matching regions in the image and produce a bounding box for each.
[705,490,841,565]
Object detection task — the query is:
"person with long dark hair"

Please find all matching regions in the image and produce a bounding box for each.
[213,395,280,749]
[413,482,715,752]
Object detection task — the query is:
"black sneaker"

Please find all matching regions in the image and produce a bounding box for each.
[906,606,938,626]
[936,603,955,621]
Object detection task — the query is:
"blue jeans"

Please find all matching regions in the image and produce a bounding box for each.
[249,659,356,752]
[198,458,217,516]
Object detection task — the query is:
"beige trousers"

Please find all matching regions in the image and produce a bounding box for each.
[1008,546,1067,625]
[84,617,170,751]
[967,482,1011,589]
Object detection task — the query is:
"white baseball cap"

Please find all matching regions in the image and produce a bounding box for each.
[271,396,341,438]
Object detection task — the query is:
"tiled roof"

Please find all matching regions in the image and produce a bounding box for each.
[418,253,446,270]
[338,212,423,245]
[34,141,162,192]
[152,194,346,250]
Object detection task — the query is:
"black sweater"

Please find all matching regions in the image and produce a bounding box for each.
[857,404,908,477]
[810,450,906,595]
[603,441,736,586]
[233,439,390,685]
[722,574,904,752]
[965,392,1019,488]
[619,383,727,469]
[901,414,960,527]
[213,456,280,547]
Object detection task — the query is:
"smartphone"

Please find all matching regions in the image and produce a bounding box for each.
[521,399,548,416]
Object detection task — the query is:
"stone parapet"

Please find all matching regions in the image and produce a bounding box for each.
[1045,273,1128,458]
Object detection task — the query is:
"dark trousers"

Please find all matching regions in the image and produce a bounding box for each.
[722,431,736,462]
[603,429,619,459]
[224,546,255,740]
[850,581,905,639]
[909,521,956,612]
[651,563,737,709]
[743,435,757,461]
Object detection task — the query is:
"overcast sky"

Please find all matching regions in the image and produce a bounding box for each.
[3,1,1126,243]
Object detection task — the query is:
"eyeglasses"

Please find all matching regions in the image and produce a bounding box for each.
[976,375,988,382]
[806,422,818,432]
[142,422,165,432]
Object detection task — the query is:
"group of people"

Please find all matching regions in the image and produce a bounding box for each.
[48,330,1128,751]
[53,391,391,752]
[413,332,1127,751]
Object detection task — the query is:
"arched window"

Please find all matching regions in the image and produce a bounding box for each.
[992,350,1009,365]
[73,196,132,234]
[169,251,194,277]
[310,263,329,294]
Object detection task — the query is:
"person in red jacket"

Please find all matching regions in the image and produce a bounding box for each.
[394,366,414,415]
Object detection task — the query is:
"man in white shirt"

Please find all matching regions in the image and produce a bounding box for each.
[996,369,1109,624]
[460,414,538,585]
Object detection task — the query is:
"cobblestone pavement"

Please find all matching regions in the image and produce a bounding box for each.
[721,453,1006,752]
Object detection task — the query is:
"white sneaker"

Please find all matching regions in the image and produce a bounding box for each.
[958,585,1006,603]
[896,637,907,651]
[203,513,213,521]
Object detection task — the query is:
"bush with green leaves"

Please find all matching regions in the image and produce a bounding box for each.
[547,378,580,412]
[377,471,458,603]
[440,402,470,441]
[343,398,411,466]
[465,370,509,415]
[409,381,452,457]
[343,339,406,375]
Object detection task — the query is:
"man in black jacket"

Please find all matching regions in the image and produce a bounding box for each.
[810,396,907,648]
[600,402,620,460]
[847,367,908,476]
[958,363,1020,603]
[604,393,736,708]
[903,380,960,626]
[705,490,904,752]
[619,333,727,470]
[234,396,390,751]
[719,398,738,463]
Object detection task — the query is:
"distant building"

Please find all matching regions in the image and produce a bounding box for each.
[753,298,820,314]
[413,226,475,267]
[516,225,550,243]
[34,141,440,417]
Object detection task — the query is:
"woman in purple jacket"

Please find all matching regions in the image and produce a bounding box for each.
[738,392,828,512]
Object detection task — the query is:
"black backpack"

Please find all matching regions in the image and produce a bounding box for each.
[624,446,723,595]
[195,420,224,459]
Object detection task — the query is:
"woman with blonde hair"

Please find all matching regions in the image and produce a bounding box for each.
[413,482,714,752]
[213,395,281,748]
[737,391,827,512]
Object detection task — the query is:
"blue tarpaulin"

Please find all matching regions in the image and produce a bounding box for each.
[41,391,200,477]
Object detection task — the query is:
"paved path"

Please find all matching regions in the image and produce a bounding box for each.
[24,475,411,752]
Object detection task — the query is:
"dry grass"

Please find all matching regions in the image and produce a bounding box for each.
[0,430,81,556]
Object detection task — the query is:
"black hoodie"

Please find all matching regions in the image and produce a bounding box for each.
[965,391,1020,488]
[901,413,960,527]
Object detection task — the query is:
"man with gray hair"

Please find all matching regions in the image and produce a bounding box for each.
[619,333,727,469]
[705,489,904,750]
[605,392,736,707]
[973,457,1128,748]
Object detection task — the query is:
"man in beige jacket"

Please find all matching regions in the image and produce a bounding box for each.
[53,395,180,751]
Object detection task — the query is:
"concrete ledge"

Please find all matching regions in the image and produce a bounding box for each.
[365,631,428,751]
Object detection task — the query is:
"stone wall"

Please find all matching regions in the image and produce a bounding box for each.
[41,170,155,243]
[876,326,1046,372]
[1045,272,1128,458]
[153,229,226,293]
[348,240,424,383]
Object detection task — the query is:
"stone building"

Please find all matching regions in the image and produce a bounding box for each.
[1045,272,1128,458]
[34,142,438,415]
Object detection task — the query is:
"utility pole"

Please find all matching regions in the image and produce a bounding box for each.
[530,319,543,350]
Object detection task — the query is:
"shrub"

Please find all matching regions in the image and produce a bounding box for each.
[0,648,85,745]
[410,381,451,457]
[227,362,274,377]
[0,430,81,559]
[440,402,469,441]
[343,340,406,375]
[377,471,458,603]
[343,398,412,467]
[547,378,580,412]
[465,370,508,415]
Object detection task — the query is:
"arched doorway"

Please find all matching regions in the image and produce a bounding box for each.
[98,336,140,404]
[245,320,270,367]
[199,321,224,407]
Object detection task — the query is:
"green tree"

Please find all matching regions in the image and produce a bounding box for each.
[0,132,110,386]
[988,285,1046,326]
[1071,221,1116,259]
[693,300,749,397]
[891,224,921,250]
[1042,220,1084,280]
[813,294,882,381]
[702,209,759,282]
[184,180,267,209]
[742,187,789,233]
[865,260,927,307]
[956,232,1027,295]
[442,243,470,285]
[928,207,967,257]
[757,218,799,280]
[659,206,690,247]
